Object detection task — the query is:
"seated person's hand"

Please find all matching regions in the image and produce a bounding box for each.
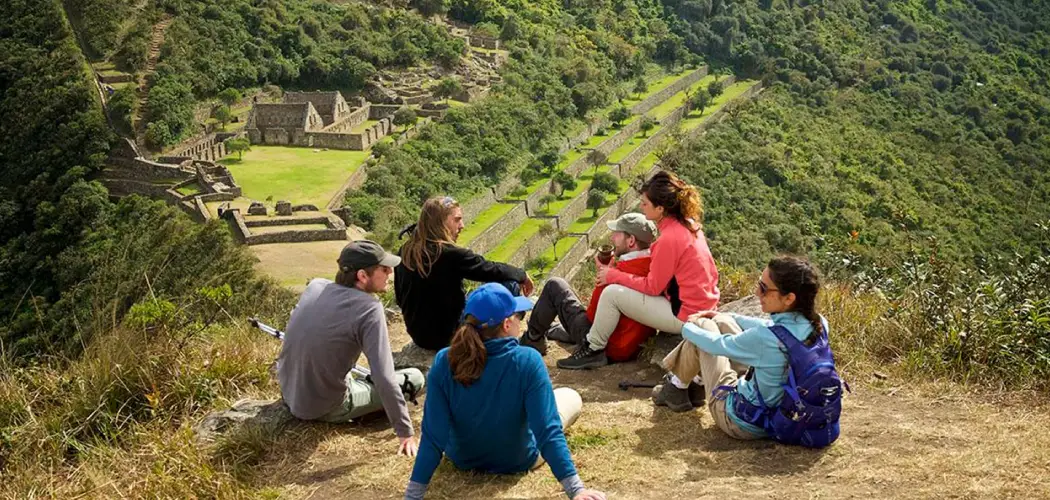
[687,310,718,323]
[573,489,607,500]
[521,273,535,296]
[398,436,418,457]
[595,264,611,286]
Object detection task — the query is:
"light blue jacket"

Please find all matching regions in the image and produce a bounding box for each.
[682,311,824,436]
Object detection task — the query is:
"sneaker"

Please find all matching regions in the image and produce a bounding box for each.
[651,382,693,412]
[556,344,608,370]
[545,324,574,343]
[518,333,548,356]
[688,382,706,407]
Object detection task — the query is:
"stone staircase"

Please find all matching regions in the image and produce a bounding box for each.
[133,14,174,146]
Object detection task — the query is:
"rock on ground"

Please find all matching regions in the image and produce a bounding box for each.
[196,399,293,442]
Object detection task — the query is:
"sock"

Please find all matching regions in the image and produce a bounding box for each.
[692,376,702,386]
[669,374,690,389]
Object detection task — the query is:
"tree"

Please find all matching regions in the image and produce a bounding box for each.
[525,255,552,275]
[633,76,648,97]
[218,88,242,106]
[587,189,607,217]
[553,171,577,197]
[689,89,711,116]
[591,172,619,194]
[509,185,528,198]
[227,137,251,160]
[393,107,418,131]
[539,193,558,214]
[708,80,725,99]
[538,146,562,177]
[213,105,232,130]
[639,115,656,137]
[588,149,608,175]
[411,0,449,17]
[434,77,462,103]
[608,105,631,127]
[538,222,566,259]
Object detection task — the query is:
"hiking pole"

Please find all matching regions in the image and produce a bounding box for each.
[248,317,370,378]
[618,380,658,391]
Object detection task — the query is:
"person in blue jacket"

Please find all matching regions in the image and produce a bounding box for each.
[652,255,828,439]
[405,283,606,500]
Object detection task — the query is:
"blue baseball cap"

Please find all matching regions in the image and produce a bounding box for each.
[463,283,533,328]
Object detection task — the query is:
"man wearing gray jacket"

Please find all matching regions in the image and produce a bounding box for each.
[278,240,425,456]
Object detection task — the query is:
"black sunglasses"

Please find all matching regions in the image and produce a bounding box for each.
[757,280,780,296]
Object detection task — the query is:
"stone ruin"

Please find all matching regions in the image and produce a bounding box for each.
[245,91,394,151]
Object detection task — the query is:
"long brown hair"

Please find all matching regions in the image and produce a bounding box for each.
[400,196,460,277]
[767,255,824,340]
[448,315,504,386]
[640,170,703,234]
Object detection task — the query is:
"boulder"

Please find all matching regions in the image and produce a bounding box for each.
[247,201,267,216]
[276,200,292,216]
[195,399,294,442]
[364,82,404,105]
[332,207,353,226]
[392,342,438,373]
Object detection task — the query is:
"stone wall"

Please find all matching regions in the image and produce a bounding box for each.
[469,35,500,50]
[630,66,708,115]
[243,216,332,227]
[197,192,236,202]
[460,187,498,224]
[467,201,527,256]
[246,228,347,245]
[507,218,558,268]
[106,157,190,181]
[323,104,371,133]
[369,104,401,120]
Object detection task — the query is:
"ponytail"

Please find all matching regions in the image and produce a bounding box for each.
[448,316,503,386]
[767,255,824,342]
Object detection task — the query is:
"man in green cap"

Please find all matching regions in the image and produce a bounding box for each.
[278,239,425,456]
[520,213,657,363]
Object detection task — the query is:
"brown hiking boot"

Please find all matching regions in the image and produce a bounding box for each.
[518,333,547,356]
[651,382,694,412]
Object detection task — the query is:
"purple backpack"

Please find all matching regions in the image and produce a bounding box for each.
[731,319,845,448]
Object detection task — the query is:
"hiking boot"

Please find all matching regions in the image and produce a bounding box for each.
[556,344,608,370]
[688,382,706,407]
[518,333,548,356]
[651,383,693,412]
[545,323,574,343]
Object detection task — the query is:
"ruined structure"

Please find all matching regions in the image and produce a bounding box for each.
[245,91,392,151]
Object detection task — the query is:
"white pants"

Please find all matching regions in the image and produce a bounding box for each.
[533,387,583,469]
[585,285,685,350]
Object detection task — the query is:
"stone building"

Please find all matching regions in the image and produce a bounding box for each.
[246,91,383,149]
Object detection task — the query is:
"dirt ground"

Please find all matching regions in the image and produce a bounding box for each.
[248,320,1050,499]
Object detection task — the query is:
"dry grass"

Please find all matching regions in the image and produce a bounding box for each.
[4,283,1049,499]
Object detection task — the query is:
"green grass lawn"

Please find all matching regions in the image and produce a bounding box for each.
[618,67,693,109]
[679,80,758,132]
[351,119,380,134]
[219,146,370,207]
[458,202,518,245]
[487,218,550,263]
[249,224,330,234]
[176,183,202,196]
[645,74,717,120]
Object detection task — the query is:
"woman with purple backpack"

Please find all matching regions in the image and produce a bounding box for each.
[652,255,844,446]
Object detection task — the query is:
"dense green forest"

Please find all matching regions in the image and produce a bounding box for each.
[345,0,695,246]
[0,0,280,357]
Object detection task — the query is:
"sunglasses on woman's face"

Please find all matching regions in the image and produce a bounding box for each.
[757,280,780,296]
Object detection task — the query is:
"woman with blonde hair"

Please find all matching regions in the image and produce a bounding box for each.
[395,196,534,351]
[559,170,720,371]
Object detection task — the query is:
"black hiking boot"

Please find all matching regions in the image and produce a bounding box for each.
[545,324,574,343]
[556,344,608,370]
[518,332,548,356]
[651,381,694,412]
[688,382,706,407]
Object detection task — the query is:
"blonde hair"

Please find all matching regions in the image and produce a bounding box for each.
[399,196,460,277]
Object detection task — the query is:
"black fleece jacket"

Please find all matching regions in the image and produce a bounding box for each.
[394,242,526,351]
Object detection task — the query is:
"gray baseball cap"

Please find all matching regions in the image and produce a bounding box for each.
[338,239,401,271]
[606,213,657,243]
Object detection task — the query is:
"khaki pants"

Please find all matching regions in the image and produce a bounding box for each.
[586,285,685,350]
[318,368,425,423]
[661,314,760,440]
[531,387,583,469]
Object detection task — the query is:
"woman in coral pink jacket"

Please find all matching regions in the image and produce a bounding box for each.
[558,170,720,370]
